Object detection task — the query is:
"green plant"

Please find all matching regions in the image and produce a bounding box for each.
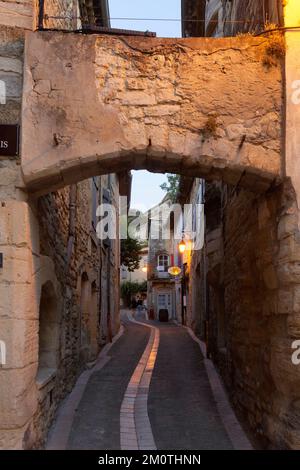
[160,174,180,203]
[139,280,147,292]
[262,23,285,68]
[121,281,147,307]
[121,236,144,272]
[201,115,218,140]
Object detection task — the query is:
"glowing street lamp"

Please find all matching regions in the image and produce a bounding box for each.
[178,239,186,254]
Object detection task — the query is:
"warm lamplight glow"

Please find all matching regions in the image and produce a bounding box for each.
[168,266,182,276]
[178,239,186,254]
[142,266,148,273]
[285,0,300,28]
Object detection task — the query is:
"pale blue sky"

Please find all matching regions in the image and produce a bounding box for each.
[109,0,181,38]
[109,1,181,210]
[130,171,167,211]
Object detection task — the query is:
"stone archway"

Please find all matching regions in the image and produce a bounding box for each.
[3,28,296,450]
[21,31,282,194]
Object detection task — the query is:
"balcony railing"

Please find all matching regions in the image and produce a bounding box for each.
[148,268,171,281]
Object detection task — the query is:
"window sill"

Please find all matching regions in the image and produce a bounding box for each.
[36,367,57,390]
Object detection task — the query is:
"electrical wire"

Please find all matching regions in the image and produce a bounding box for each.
[44,15,266,24]
[41,16,300,35]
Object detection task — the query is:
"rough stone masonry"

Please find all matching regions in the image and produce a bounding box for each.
[21,32,282,193]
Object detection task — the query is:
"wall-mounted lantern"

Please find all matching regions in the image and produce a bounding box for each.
[178,239,186,254]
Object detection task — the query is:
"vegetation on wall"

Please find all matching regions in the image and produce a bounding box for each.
[262,23,285,68]
[201,114,219,141]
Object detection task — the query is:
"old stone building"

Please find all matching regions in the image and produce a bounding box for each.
[147,197,177,320]
[174,177,206,331]
[0,1,129,449]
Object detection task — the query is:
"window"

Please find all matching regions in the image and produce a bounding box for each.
[157,255,169,272]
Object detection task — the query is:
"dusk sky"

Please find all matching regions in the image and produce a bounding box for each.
[109,0,181,210]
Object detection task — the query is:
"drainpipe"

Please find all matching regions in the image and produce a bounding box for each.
[62,184,77,357]
[107,238,112,342]
[202,180,209,358]
[98,179,102,335]
[107,176,112,343]
[66,184,77,271]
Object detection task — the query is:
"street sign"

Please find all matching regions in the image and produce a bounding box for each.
[0,124,19,156]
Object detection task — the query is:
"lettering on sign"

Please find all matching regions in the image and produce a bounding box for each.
[0,125,19,156]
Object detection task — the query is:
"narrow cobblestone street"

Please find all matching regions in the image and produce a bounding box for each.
[46,312,251,450]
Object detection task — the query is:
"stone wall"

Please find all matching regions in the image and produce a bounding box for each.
[0,1,33,30]
[0,174,121,449]
[199,179,300,449]
[27,174,120,448]
[183,171,300,448]
[0,0,80,31]
[0,23,121,449]
[43,0,79,30]
[0,26,24,200]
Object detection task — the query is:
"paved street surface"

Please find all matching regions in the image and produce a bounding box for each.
[148,323,232,450]
[67,316,149,450]
[50,313,235,450]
